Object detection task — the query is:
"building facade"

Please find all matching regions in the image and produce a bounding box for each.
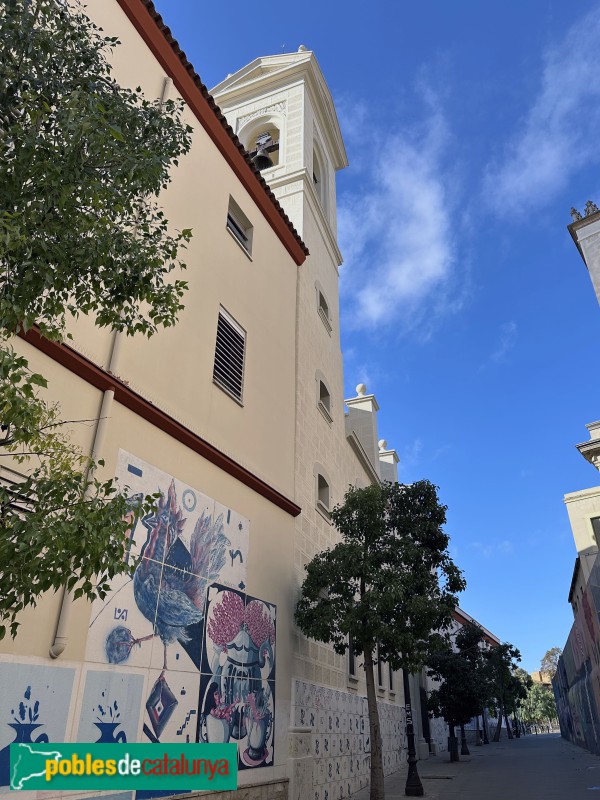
[0,3,499,799]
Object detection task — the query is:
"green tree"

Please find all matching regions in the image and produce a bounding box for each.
[485,643,525,741]
[540,647,562,679]
[427,623,490,761]
[295,481,465,800]
[521,682,558,731]
[0,0,192,639]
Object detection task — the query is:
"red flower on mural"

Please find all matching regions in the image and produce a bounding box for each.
[208,591,275,648]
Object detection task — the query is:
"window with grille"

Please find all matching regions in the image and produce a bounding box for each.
[213,308,246,403]
[226,196,253,256]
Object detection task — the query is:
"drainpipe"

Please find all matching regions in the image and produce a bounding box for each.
[49,76,172,659]
[49,336,122,658]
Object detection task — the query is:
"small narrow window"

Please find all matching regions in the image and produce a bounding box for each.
[591,516,600,544]
[319,381,330,412]
[318,381,333,425]
[317,473,330,513]
[376,644,384,689]
[213,308,246,403]
[348,635,357,678]
[317,289,332,332]
[226,197,253,256]
[388,664,394,692]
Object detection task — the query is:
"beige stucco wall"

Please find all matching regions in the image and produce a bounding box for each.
[0,0,305,791]
[564,487,600,583]
[63,0,299,501]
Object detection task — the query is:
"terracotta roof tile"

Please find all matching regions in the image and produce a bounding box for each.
[143,1,309,257]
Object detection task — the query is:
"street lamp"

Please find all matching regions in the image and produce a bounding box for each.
[403,670,424,797]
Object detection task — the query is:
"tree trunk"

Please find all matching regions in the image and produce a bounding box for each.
[514,713,520,738]
[448,721,459,762]
[460,723,470,755]
[481,708,490,744]
[504,714,513,739]
[493,701,503,742]
[363,646,385,800]
[476,714,482,746]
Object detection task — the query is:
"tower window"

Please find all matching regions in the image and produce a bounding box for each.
[317,473,330,514]
[213,308,246,403]
[317,290,332,332]
[591,517,600,544]
[226,196,253,256]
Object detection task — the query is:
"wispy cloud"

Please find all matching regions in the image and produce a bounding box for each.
[471,540,514,558]
[490,320,518,363]
[483,7,600,215]
[338,90,458,333]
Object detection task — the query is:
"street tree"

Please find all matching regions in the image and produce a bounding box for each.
[295,481,465,800]
[427,623,490,761]
[521,682,558,731]
[540,647,563,679]
[485,643,525,741]
[0,0,192,639]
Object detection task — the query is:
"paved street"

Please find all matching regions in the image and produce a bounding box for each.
[351,734,600,799]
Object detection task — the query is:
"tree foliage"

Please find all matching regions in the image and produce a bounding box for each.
[521,682,557,727]
[485,642,528,740]
[0,0,192,639]
[540,647,562,679]
[427,623,490,739]
[295,481,465,800]
[0,0,192,339]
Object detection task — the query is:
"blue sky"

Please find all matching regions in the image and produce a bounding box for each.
[154,0,600,672]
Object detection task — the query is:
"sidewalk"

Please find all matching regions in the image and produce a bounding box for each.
[351,733,600,799]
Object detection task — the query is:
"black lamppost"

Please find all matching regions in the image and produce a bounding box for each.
[403,670,424,797]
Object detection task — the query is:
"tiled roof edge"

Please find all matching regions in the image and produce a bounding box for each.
[143,1,308,257]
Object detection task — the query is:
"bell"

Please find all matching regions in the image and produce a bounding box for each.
[252,149,274,171]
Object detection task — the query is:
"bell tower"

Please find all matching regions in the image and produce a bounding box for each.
[212,47,354,696]
[211,46,348,247]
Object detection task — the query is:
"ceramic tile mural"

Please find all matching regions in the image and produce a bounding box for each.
[291,679,406,800]
[0,451,280,800]
[76,668,145,743]
[0,662,76,793]
[428,715,449,754]
[198,583,276,770]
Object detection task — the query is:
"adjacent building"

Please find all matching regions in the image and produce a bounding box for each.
[0,2,499,798]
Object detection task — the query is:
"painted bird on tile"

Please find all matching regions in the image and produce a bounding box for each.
[132,480,230,671]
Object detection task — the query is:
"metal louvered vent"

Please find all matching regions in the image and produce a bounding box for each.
[0,466,34,517]
[213,310,246,403]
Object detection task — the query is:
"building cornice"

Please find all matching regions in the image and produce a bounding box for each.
[346,431,381,486]
[20,328,301,518]
[212,55,348,171]
[116,0,308,265]
[568,209,600,265]
[568,557,581,603]
[452,607,501,647]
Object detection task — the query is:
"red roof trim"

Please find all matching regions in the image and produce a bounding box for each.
[115,0,308,265]
[20,328,301,518]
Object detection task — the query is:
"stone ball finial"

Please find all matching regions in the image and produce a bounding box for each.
[379,439,388,451]
[298,44,307,52]
[356,383,367,396]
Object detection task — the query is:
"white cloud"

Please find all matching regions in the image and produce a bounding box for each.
[338,96,457,331]
[490,320,518,363]
[483,7,600,214]
[471,540,514,558]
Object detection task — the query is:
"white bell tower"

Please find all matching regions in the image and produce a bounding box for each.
[211,46,348,250]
